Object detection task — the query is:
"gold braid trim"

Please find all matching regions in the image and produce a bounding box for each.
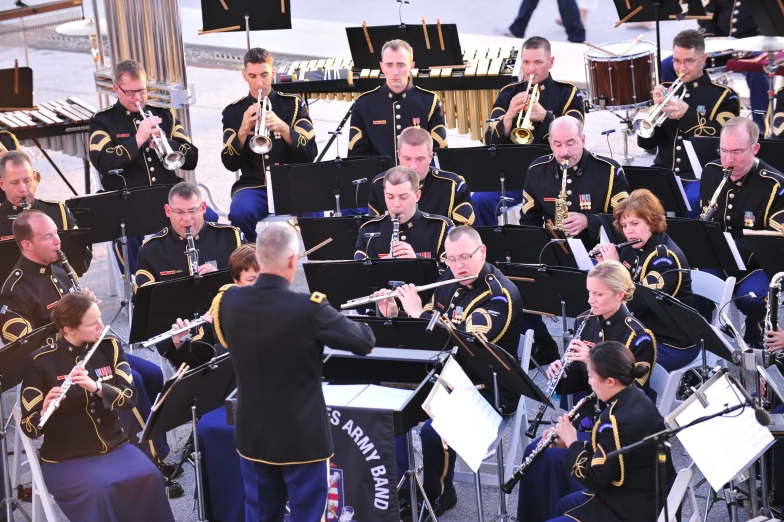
[222,129,240,156]
[609,401,625,487]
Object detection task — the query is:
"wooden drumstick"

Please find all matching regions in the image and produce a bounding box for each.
[299,237,333,258]
[281,0,285,13]
[437,19,445,51]
[362,22,374,54]
[198,25,241,34]
[614,5,642,28]
[422,17,431,49]
[583,42,618,57]
[217,0,228,9]
[625,0,630,7]
[619,35,644,56]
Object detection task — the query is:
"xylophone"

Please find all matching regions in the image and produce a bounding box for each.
[275,47,522,141]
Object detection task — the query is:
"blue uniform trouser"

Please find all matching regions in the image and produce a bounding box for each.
[472,191,523,227]
[661,55,768,131]
[509,0,585,43]
[396,419,455,499]
[656,342,701,372]
[683,179,701,219]
[516,431,591,522]
[699,268,770,345]
[229,188,269,243]
[546,490,595,522]
[240,456,328,522]
[114,206,218,276]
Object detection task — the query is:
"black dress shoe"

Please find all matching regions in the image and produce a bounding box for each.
[166,478,184,498]
[429,484,458,517]
[159,460,184,480]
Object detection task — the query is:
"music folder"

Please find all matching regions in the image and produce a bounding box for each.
[436,144,550,193]
[744,231,784,280]
[476,225,578,268]
[665,218,746,271]
[199,0,292,33]
[497,263,589,319]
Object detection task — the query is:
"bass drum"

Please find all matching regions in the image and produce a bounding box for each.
[584,40,657,110]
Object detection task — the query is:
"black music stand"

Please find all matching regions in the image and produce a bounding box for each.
[0,322,56,522]
[437,145,550,224]
[346,24,463,70]
[595,214,626,244]
[498,263,589,352]
[0,65,33,110]
[67,185,172,325]
[624,166,690,213]
[298,215,371,260]
[199,0,291,42]
[745,233,784,281]
[0,228,89,282]
[476,225,578,268]
[270,157,390,216]
[691,136,784,174]
[141,353,236,522]
[304,259,440,312]
[129,269,233,344]
[664,218,745,271]
[610,0,707,83]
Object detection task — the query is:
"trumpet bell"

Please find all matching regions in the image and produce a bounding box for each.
[635,118,655,139]
[164,151,186,170]
[511,127,534,145]
[250,135,273,154]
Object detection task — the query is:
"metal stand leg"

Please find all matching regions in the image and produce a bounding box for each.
[0,382,31,522]
[498,177,508,226]
[190,405,207,522]
[118,220,134,327]
[474,471,485,522]
[396,430,437,522]
[490,372,518,522]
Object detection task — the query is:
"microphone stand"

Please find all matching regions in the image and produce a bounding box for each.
[108,169,134,327]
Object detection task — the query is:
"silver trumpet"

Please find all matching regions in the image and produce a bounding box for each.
[250,92,273,154]
[341,275,477,309]
[634,74,686,139]
[135,101,185,171]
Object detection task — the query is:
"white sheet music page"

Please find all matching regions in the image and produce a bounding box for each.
[422,356,474,418]
[347,385,413,410]
[566,238,594,271]
[321,384,368,407]
[265,167,275,214]
[723,232,747,271]
[673,374,774,491]
[599,226,611,246]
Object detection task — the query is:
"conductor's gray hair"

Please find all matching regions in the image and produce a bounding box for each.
[256,224,298,267]
[549,115,584,137]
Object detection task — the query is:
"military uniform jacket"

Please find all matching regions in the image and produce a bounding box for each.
[354,209,453,260]
[637,74,739,180]
[367,168,474,225]
[221,90,317,197]
[20,336,137,462]
[212,274,375,463]
[520,151,630,245]
[563,385,673,522]
[0,130,19,152]
[0,197,77,241]
[557,306,656,400]
[348,81,448,160]
[485,73,584,145]
[0,255,73,344]
[135,222,244,288]
[700,0,757,38]
[699,159,784,267]
[89,102,198,191]
[619,233,694,348]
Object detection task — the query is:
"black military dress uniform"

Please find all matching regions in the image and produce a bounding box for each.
[89,102,198,191]
[637,74,739,180]
[161,322,224,369]
[221,89,317,198]
[348,81,448,161]
[562,385,673,522]
[20,336,174,522]
[211,275,374,519]
[520,151,630,245]
[485,73,585,145]
[135,222,244,288]
[354,209,453,260]
[0,197,77,240]
[367,167,475,225]
[0,130,19,152]
[619,233,694,350]
[0,254,72,344]
[700,0,757,38]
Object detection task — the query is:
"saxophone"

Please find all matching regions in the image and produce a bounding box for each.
[526,316,591,438]
[184,226,201,277]
[699,167,732,221]
[554,159,570,237]
[503,393,596,494]
[57,249,82,292]
[389,213,400,258]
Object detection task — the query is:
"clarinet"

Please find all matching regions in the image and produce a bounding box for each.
[763,273,784,373]
[38,325,112,428]
[525,316,590,438]
[57,249,82,292]
[389,213,400,257]
[184,226,201,278]
[502,393,596,494]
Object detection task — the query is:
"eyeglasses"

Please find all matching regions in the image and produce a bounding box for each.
[444,245,482,266]
[672,58,700,67]
[170,208,202,216]
[716,145,752,157]
[116,85,149,97]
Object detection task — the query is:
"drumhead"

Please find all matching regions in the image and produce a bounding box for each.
[704,37,737,55]
[584,40,655,61]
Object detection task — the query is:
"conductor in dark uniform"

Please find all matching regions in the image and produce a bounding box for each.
[367,127,474,225]
[355,166,453,261]
[221,47,317,242]
[376,225,522,517]
[475,36,584,226]
[135,182,244,289]
[637,29,739,213]
[347,39,448,161]
[699,117,784,346]
[212,223,375,521]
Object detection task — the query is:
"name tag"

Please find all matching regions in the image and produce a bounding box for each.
[372,120,386,125]
[116,133,131,138]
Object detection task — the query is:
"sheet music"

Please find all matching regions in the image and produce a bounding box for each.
[347,385,413,410]
[321,384,368,406]
[672,374,774,491]
[723,232,747,271]
[683,140,703,180]
[422,356,475,418]
[673,175,692,212]
[265,167,275,214]
[566,238,594,271]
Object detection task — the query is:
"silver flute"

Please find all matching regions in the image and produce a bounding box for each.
[39,325,112,428]
[341,275,477,309]
[140,317,209,348]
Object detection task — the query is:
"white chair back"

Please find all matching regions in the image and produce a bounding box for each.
[12,406,58,522]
